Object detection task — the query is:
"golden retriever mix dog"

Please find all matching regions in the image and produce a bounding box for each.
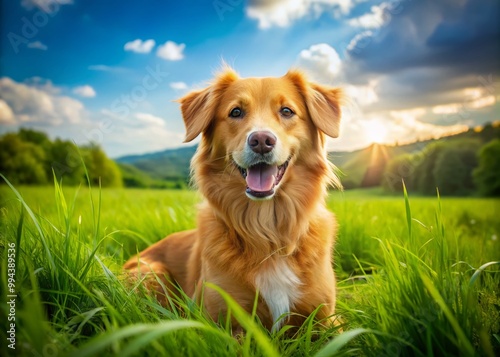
[124,66,342,332]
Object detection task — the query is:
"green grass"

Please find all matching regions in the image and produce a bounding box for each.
[0,180,499,356]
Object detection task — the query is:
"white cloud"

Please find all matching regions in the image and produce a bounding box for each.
[344,66,498,116]
[21,0,72,13]
[0,77,86,126]
[346,30,373,54]
[389,107,427,123]
[385,108,468,141]
[246,0,360,29]
[156,41,185,61]
[344,81,379,106]
[169,82,188,90]
[110,126,185,157]
[247,0,310,28]
[468,95,496,109]
[24,77,61,95]
[0,99,15,125]
[96,111,184,157]
[327,108,469,152]
[297,43,342,82]
[294,42,493,151]
[27,41,48,50]
[296,43,380,124]
[393,115,468,142]
[432,103,462,115]
[73,85,96,98]
[459,87,497,109]
[124,39,156,54]
[348,3,387,29]
[88,65,128,74]
[431,95,495,115]
[135,112,165,127]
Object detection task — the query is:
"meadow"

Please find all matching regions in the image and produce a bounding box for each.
[0,181,499,356]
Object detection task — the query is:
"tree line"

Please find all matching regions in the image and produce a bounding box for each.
[383,124,500,196]
[0,129,122,187]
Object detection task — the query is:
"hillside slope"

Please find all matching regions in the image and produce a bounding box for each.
[116,145,197,181]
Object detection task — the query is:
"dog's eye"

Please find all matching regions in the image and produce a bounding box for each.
[229,107,243,118]
[280,107,294,118]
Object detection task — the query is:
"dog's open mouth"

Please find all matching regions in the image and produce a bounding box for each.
[237,158,290,199]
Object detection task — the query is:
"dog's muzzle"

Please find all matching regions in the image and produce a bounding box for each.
[234,130,291,200]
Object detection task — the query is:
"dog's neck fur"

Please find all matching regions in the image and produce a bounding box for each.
[192,138,336,258]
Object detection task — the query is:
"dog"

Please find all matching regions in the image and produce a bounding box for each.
[124,67,342,332]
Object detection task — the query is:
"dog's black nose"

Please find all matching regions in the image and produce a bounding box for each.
[248,131,277,154]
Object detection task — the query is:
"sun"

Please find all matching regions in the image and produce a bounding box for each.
[364,120,388,144]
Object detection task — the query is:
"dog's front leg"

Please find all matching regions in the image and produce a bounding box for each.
[196,274,269,334]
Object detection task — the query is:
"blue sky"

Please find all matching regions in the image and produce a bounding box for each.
[1,0,499,157]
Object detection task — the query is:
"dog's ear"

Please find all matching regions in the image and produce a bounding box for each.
[177,68,238,143]
[286,70,342,138]
[178,88,213,143]
[307,84,342,138]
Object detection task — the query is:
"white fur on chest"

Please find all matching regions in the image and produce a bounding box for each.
[254,259,302,331]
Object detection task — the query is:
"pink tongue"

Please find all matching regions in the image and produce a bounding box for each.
[246,164,278,192]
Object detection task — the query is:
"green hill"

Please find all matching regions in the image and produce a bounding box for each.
[116,145,197,182]
[330,140,433,189]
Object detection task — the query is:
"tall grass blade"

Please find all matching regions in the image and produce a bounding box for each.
[73,321,206,357]
[468,261,500,288]
[402,180,412,240]
[74,144,101,247]
[0,173,59,287]
[314,328,369,357]
[420,273,475,356]
[14,206,24,271]
[122,322,232,357]
[435,188,445,238]
[52,170,68,221]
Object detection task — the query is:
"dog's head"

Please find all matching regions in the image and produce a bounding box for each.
[178,67,341,201]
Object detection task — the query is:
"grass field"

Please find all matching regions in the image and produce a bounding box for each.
[1,181,499,356]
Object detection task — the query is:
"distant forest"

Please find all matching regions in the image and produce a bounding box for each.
[0,129,123,187]
[0,129,185,189]
[1,123,499,196]
[338,122,500,197]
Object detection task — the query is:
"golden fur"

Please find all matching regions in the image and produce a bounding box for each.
[124,67,342,331]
